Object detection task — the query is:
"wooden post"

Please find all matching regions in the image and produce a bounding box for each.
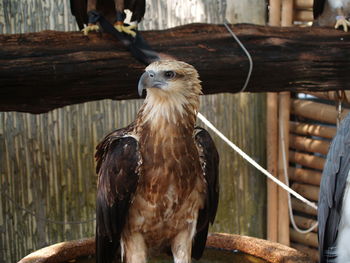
[277,92,290,246]
[269,0,282,26]
[278,0,292,246]
[267,0,281,243]
[281,0,294,26]
[267,93,279,242]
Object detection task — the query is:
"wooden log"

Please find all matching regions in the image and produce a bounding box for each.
[293,215,318,233]
[294,0,313,9]
[1,24,350,113]
[289,150,325,170]
[291,243,319,263]
[291,99,350,125]
[267,93,279,242]
[291,183,320,201]
[290,121,336,139]
[289,167,322,186]
[278,92,290,246]
[294,10,313,22]
[291,198,318,216]
[290,228,318,248]
[289,134,330,155]
[305,91,350,107]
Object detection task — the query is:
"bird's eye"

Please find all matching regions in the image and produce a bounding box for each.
[164,71,175,79]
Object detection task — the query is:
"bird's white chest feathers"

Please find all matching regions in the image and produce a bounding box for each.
[336,170,350,263]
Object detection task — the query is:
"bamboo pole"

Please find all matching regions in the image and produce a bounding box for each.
[289,150,325,170]
[279,1,292,246]
[290,121,336,139]
[266,92,278,242]
[267,0,279,241]
[289,134,330,155]
[294,0,313,9]
[294,10,313,22]
[281,0,294,26]
[289,167,322,186]
[305,91,350,106]
[291,198,318,216]
[291,243,319,263]
[291,183,320,201]
[293,215,318,232]
[269,0,282,26]
[290,228,318,248]
[291,99,350,124]
[267,93,279,242]
[267,0,279,240]
[278,92,290,246]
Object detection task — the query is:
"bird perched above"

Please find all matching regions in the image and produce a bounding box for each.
[318,113,350,263]
[95,60,219,263]
[70,0,145,36]
[313,0,350,31]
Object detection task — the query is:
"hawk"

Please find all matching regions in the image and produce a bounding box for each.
[95,60,219,263]
[313,0,350,31]
[70,0,145,36]
[318,112,350,263]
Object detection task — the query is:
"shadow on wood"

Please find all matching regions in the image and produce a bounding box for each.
[1,23,350,113]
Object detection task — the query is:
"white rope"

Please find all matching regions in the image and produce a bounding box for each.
[279,121,319,233]
[197,112,318,211]
[223,21,253,93]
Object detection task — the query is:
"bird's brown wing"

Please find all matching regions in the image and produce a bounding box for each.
[192,127,219,260]
[313,0,326,19]
[70,0,88,30]
[95,127,140,263]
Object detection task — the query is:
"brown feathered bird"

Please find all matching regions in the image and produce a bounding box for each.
[95,60,219,263]
[70,0,145,36]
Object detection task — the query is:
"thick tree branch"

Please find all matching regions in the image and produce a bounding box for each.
[1,23,349,113]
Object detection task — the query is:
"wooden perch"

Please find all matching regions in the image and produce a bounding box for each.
[1,23,350,113]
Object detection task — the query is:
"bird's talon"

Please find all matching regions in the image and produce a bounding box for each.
[114,24,123,32]
[334,17,350,32]
[82,24,100,36]
[114,24,137,37]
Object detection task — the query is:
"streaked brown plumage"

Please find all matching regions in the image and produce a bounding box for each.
[95,60,219,263]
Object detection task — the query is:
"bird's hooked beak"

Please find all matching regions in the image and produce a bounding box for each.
[138,70,167,97]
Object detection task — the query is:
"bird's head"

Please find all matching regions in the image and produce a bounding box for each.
[137,60,202,125]
[138,60,202,99]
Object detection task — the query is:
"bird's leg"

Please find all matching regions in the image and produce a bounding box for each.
[334,7,350,32]
[171,230,192,263]
[122,232,147,263]
[113,0,137,37]
[82,0,100,35]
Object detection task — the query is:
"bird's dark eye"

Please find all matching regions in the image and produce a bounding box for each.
[164,71,175,79]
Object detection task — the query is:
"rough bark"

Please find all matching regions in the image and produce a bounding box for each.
[1,23,350,113]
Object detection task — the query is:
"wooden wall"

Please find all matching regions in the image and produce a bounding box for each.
[0,0,267,262]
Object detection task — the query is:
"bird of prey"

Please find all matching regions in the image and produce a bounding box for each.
[313,0,350,31]
[70,0,145,36]
[318,112,350,263]
[95,60,219,263]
